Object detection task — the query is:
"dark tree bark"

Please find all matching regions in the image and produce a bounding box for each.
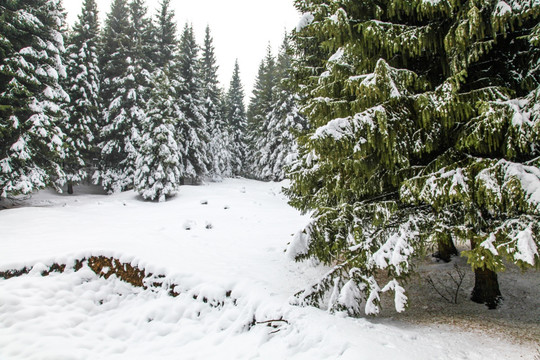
[433,237,459,262]
[67,182,74,195]
[471,267,502,309]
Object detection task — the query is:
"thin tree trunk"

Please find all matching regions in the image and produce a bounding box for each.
[471,267,502,309]
[67,182,74,195]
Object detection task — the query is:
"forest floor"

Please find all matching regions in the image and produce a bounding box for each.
[379,255,540,347]
[0,179,538,359]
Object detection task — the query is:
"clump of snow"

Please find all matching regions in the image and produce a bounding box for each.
[296,13,314,32]
[286,228,311,260]
[480,234,499,256]
[514,228,538,265]
[311,106,381,141]
[494,0,513,16]
[382,279,408,313]
[337,279,364,315]
[328,47,344,63]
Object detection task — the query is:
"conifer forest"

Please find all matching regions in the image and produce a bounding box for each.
[1,0,539,335]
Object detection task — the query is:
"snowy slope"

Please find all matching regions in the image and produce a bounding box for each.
[0,179,536,359]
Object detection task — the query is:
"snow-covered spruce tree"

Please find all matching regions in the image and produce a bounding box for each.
[246,45,277,172]
[200,25,232,179]
[0,0,69,197]
[94,0,130,193]
[63,0,101,194]
[134,69,180,202]
[175,24,210,183]
[95,0,153,193]
[286,0,540,314]
[224,60,248,176]
[151,0,177,69]
[252,35,307,181]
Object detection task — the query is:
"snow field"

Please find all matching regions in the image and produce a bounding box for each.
[0,179,537,359]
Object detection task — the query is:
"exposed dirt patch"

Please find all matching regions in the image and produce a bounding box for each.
[1,257,146,287]
[377,255,540,348]
[86,256,146,287]
[0,267,32,280]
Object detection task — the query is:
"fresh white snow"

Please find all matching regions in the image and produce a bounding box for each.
[0,179,536,359]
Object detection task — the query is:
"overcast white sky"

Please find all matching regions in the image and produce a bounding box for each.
[64,0,300,102]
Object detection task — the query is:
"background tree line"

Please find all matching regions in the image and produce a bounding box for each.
[0,0,304,202]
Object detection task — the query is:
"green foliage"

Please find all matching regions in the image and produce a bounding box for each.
[201,26,232,179]
[175,23,210,181]
[95,0,155,193]
[63,0,101,188]
[250,35,307,181]
[151,0,178,69]
[224,60,247,176]
[247,45,277,146]
[0,0,69,197]
[287,0,540,315]
[134,69,180,202]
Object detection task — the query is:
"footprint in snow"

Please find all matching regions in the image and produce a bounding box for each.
[183,220,194,230]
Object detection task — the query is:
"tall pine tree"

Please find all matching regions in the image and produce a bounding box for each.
[252,35,306,181]
[134,69,181,202]
[246,45,277,171]
[63,0,101,194]
[176,24,210,182]
[224,60,247,176]
[95,0,153,193]
[287,0,540,314]
[0,0,69,197]
[94,0,131,193]
[200,25,232,179]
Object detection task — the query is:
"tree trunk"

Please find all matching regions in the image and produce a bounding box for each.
[471,267,502,309]
[433,237,458,262]
[67,182,74,195]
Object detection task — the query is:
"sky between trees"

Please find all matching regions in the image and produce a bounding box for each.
[63,0,300,97]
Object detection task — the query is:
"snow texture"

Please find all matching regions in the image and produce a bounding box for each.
[0,180,536,359]
[296,13,314,32]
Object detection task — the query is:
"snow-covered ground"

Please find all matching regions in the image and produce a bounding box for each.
[0,179,537,359]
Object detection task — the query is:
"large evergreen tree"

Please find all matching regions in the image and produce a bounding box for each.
[176,24,210,182]
[246,45,277,168]
[63,0,101,194]
[95,0,153,193]
[94,0,131,193]
[134,69,181,202]
[224,60,247,176]
[252,35,306,181]
[200,25,232,179]
[0,0,69,197]
[287,0,540,314]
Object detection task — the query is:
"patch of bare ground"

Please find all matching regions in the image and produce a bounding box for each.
[377,254,540,348]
